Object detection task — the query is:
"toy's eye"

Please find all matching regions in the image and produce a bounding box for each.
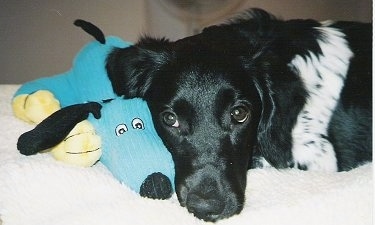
[162,111,179,128]
[132,118,145,130]
[231,105,251,123]
[115,124,128,136]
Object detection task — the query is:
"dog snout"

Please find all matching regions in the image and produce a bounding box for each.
[186,187,225,221]
[178,168,242,222]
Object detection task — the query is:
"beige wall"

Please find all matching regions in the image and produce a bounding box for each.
[0,0,372,84]
[1,0,147,84]
[146,0,372,40]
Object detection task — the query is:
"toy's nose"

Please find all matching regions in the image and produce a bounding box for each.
[140,172,173,199]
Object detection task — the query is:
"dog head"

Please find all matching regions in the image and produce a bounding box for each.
[106,38,260,221]
[106,9,311,221]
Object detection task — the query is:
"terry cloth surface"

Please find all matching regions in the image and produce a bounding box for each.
[0,85,372,225]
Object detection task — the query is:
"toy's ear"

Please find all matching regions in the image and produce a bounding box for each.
[106,37,172,98]
[74,19,105,44]
[17,102,102,156]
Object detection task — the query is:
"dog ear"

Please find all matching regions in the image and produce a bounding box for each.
[17,102,102,155]
[251,75,293,168]
[245,41,316,168]
[106,37,172,98]
[234,13,321,168]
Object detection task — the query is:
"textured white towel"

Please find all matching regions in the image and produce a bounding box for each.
[0,85,372,225]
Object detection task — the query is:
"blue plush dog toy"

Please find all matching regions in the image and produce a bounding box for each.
[13,20,175,199]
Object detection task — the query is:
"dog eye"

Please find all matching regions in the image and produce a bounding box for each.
[162,111,180,128]
[115,124,128,136]
[231,106,250,123]
[132,118,145,130]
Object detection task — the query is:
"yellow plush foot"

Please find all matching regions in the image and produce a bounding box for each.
[12,90,61,124]
[50,120,102,167]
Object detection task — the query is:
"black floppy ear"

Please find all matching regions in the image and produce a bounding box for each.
[247,50,309,169]
[17,102,102,156]
[251,75,292,168]
[106,37,172,98]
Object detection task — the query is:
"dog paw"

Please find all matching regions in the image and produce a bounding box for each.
[50,120,102,167]
[251,156,272,169]
[12,90,61,124]
[292,136,338,172]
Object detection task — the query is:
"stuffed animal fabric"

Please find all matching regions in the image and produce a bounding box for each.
[17,98,176,199]
[13,20,175,199]
[12,35,128,124]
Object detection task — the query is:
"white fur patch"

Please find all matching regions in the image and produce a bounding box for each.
[288,23,353,172]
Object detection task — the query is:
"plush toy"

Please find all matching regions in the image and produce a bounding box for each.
[13,20,175,199]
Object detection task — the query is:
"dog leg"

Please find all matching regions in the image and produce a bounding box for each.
[289,23,353,172]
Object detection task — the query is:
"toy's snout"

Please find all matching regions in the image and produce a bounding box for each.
[93,98,175,199]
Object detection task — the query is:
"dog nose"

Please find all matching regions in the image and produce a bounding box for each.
[186,190,225,221]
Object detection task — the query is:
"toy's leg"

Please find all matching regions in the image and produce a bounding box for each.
[12,90,61,124]
[140,172,173,199]
[50,120,102,167]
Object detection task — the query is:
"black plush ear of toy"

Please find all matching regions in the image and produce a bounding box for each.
[17,102,102,156]
[74,19,106,44]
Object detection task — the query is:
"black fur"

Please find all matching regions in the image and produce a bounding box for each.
[106,8,372,221]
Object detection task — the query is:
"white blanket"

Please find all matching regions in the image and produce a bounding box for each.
[0,85,372,225]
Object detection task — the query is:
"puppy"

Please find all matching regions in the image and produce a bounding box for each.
[106,8,372,222]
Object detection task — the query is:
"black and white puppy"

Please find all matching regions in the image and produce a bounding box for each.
[106,9,372,222]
